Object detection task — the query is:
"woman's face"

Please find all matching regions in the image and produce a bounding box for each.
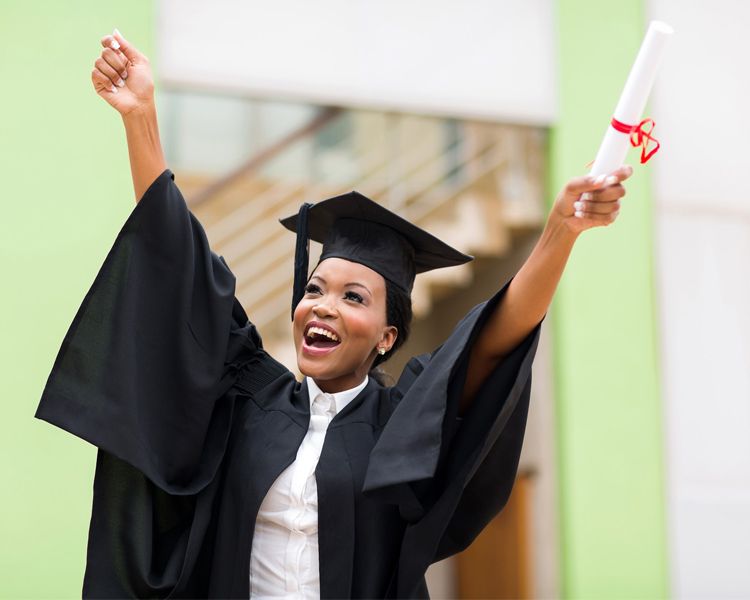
[293,257,398,393]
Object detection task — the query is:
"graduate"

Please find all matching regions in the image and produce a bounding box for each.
[36,31,632,598]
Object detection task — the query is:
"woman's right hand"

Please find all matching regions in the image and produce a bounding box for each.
[91,30,154,116]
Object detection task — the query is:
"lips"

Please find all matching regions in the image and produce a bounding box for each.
[302,322,342,355]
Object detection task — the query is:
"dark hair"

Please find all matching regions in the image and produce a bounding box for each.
[369,279,413,384]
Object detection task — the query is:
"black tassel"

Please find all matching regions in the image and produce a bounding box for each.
[291,202,313,320]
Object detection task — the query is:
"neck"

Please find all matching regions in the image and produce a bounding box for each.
[311,374,368,395]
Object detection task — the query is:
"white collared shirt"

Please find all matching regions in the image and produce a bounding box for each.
[249,376,369,599]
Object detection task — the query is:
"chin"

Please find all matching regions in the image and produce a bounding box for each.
[296,360,318,379]
[296,354,335,380]
[300,363,346,383]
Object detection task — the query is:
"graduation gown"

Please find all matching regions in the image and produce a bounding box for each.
[36,170,541,599]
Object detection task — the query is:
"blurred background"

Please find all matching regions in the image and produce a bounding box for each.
[2,0,748,597]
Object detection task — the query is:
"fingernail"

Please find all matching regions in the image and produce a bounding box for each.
[110,38,120,50]
[605,175,618,186]
[121,70,128,79]
[594,174,606,185]
[117,78,125,87]
[110,85,118,94]
[574,210,584,218]
[114,28,122,39]
[574,201,584,211]
[581,192,592,201]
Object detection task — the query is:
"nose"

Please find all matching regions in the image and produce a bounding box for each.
[312,300,336,318]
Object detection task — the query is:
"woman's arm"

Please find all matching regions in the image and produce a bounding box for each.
[460,165,633,410]
[91,30,166,202]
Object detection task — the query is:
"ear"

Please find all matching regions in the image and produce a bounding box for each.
[379,325,398,353]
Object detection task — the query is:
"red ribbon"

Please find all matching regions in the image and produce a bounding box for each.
[611,117,661,163]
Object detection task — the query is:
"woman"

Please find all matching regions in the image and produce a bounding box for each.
[37,31,631,598]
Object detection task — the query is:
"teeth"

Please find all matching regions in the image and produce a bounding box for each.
[306,326,340,342]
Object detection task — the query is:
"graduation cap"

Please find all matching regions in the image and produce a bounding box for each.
[280,191,473,320]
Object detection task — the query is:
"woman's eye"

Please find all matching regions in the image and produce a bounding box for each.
[304,284,322,295]
[344,291,364,303]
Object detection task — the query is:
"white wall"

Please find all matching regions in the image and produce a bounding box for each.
[649,2,750,597]
[157,0,556,124]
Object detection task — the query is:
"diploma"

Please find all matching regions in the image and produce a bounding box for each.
[589,20,674,176]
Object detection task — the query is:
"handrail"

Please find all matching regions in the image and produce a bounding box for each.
[189,107,342,207]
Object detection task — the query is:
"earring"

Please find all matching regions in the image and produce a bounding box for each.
[378,347,386,355]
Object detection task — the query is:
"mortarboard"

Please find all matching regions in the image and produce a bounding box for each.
[280,191,473,320]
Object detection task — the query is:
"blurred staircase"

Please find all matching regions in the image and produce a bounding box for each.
[178,107,546,366]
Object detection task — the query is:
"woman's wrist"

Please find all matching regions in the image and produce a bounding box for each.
[541,208,580,252]
[121,99,158,125]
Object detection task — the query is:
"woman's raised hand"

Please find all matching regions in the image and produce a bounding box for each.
[91,29,154,116]
[552,165,633,235]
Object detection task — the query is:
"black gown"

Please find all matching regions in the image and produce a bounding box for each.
[36,170,541,599]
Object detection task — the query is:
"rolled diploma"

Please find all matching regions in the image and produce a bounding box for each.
[589,20,674,176]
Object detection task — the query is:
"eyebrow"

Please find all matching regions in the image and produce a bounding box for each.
[309,275,372,296]
[346,282,373,296]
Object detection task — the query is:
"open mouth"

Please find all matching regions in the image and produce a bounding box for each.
[303,324,342,350]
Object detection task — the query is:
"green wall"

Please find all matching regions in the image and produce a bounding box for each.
[550,0,668,597]
[0,2,153,596]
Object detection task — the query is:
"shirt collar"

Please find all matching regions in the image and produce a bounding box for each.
[306,376,369,415]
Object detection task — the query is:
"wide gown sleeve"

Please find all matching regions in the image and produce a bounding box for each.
[35,168,272,493]
[362,281,541,597]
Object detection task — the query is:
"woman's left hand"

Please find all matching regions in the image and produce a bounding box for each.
[551,164,634,235]
[461,163,633,406]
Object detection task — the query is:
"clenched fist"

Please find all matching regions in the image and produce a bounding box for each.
[91,29,154,116]
[551,165,633,235]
